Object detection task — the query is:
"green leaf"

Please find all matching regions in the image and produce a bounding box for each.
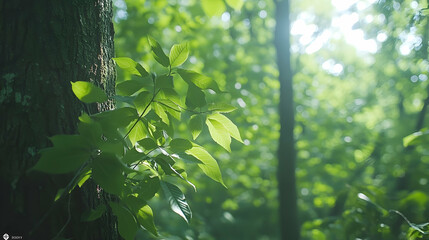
[153,102,169,125]
[116,78,151,96]
[134,91,153,115]
[49,134,89,148]
[138,138,158,151]
[208,103,237,113]
[113,57,149,77]
[160,181,192,223]
[147,36,170,67]
[93,107,139,129]
[171,166,197,191]
[122,148,147,165]
[155,74,174,89]
[155,156,176,175]
[208,113,243,143]
[201,0,226,17]
[185,146,226,187]
[225,0,244,10]
[109,202,138,240]
[403,130,429,147]
[114,95,135,106]
[159,88,183,107]
[177,69,221,92]
[78,112,92,123]
[71,81,107,103]
[33,135,91,174]
[137,204,158,236]
[206,118,231,152]
[98,139,124,156]
[81,204,107,222]
[78,119,102,144]
[127,120,147,146]
[189,115,203,140]
[54,188,66,202]
[137,175,160,200]
[156,156,196,191]
[77,169,92,188]
[169,43,189,67]
[122,196,158,236]
[186,84,206,109]
[92,153,125,195]
[147,122,170,145]
[157,99,181,120]
[170,138,193,152]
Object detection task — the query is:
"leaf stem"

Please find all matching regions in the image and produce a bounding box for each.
[155,100,211,115]
[29,161,89,236]
[123,89,160,140]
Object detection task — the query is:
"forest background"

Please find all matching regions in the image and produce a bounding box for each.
[1,0,429,239]
[112,0,429,239]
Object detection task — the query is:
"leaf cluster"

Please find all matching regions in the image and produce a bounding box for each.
[33,37,242,239]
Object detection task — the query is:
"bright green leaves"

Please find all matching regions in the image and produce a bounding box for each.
[403,130,429,147]
[161,181,192,223]
[208,103,237,113]
[148,36,190,69]
[36,38,242,238]
[206,113,242,151]
[148,36,170,67]
[208,113,243,143]
[127,120,147,146]
[92,153,125,195]
[157,99,181,120]
[177,69,221,93]
[153,102,169,125]
[71,81,107,103]
[201,0,226,17]
[137,204,158,236]
[206,117,232,152]
[186,146,226,187]
[33,135,91,174]
[113,57,149,77]
[170,43,189,67]
[178,69,222,109]
[134,91,153,115]
[189,115,203,140]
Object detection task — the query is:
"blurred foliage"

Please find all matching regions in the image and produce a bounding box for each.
[113,0,429,239]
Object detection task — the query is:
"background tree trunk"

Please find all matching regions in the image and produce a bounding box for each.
[0,0,118,239]
[274,0,300,239]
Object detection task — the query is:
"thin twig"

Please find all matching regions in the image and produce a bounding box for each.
[29,161,89,236]
[123,89,160,139]
[155,100,210,115]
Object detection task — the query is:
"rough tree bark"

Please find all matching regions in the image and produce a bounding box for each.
[0,0,118,239]
[274,0,300,239]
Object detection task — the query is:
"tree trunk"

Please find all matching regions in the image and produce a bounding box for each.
[0,0,118,239]
[274,0,300,239]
